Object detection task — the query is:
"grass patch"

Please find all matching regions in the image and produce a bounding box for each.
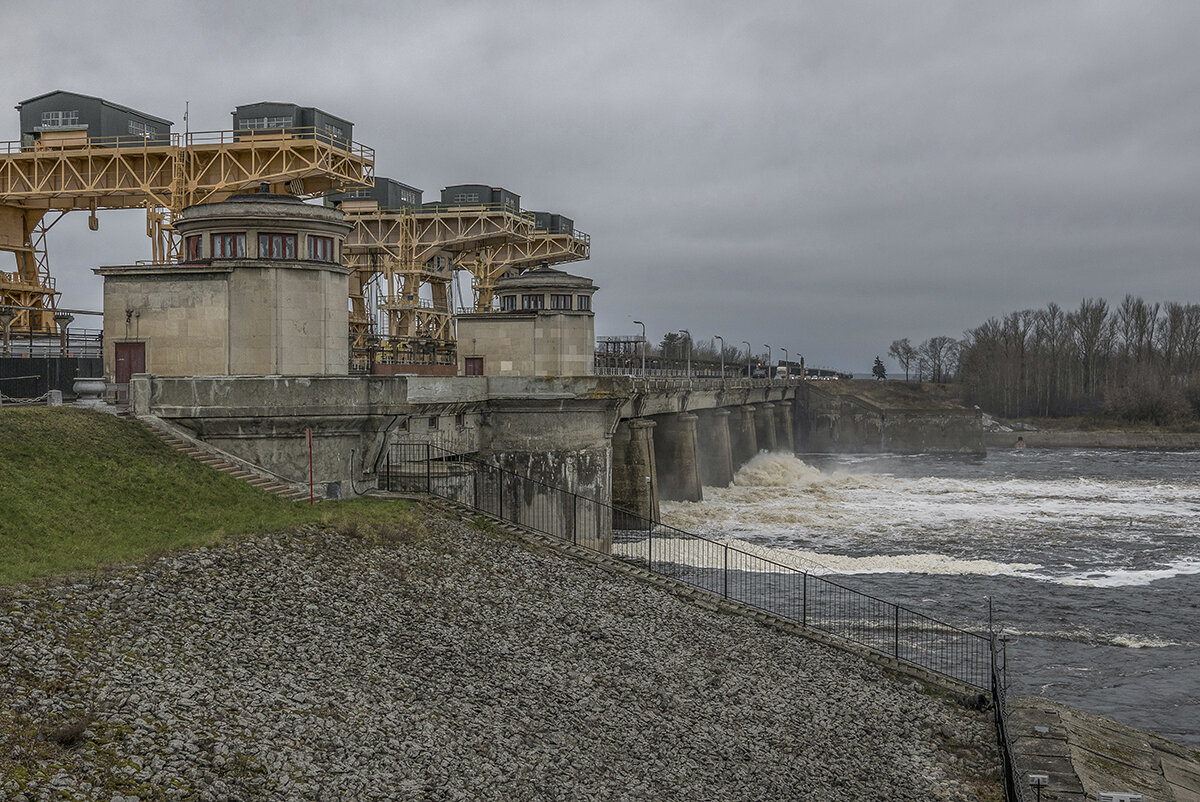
[0,407,417,585]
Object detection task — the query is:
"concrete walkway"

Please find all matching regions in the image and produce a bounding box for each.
[1011,697,1200,801]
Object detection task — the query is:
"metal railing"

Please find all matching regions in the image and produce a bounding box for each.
[385,442,995,690]
[0,328,103,359]
[0,127,374,160]
[991,635,1027,802]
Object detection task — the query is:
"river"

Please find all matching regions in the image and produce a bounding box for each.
[659,448,1200,748]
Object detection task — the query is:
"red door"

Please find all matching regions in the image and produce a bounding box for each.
[464,357,483,376]
[114,342,146,401]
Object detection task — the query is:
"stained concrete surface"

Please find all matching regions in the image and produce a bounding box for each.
[1012,697,1200,801]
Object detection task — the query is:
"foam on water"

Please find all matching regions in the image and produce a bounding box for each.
[659,451,1200,583]
[1057,558,1200,587]
[612,536,1040,577]
[1000,628,1189,649]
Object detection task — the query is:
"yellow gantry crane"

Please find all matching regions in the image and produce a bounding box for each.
[459,223,591,313]
[0,112,373,330]
[338,191,590,370]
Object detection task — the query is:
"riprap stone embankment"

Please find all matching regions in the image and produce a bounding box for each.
[0,510,999,801]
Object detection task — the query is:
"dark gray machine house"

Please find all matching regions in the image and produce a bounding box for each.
[439,184,520,212]
[325,176,423,209]
[231,102,353,147]
[15,91,172,146]
[532,211,574,235]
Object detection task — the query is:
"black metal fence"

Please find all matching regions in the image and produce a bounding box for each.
[386,442,995,690]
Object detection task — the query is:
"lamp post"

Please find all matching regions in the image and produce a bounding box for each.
[781,347,789,379]
[633,319,646,376]
[764,344,771,381]
[714,335,725,380]
[679,329,691,379]
[0,305,15,357]
[54,311,74,358]
[742,340,751,378]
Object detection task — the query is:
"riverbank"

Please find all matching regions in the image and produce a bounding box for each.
[0,510,1001,801]
[986,430,1200,449]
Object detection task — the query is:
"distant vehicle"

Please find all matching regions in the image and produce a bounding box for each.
[751,368,767,379]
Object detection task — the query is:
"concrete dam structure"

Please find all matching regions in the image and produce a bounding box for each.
[131,374,984,554]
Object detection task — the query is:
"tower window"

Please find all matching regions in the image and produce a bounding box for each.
[308,235,335,262]
[258,233,297,259]
[212,233,246,258]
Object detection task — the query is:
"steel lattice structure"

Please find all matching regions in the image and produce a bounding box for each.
[0,129,374,329]
[340,200,590,368]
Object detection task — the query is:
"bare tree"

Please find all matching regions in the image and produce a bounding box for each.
[888,338,917,381]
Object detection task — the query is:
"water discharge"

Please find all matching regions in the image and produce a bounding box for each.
[656,449,1200,747]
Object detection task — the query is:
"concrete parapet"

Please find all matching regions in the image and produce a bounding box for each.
[611,418,659,529]
[728,405,759,470]
[652,412,703,502]
[754,403,778,453]
[695,408,734,488]
[773,401,794,454]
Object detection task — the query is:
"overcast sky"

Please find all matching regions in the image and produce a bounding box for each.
[8,0,1200,372]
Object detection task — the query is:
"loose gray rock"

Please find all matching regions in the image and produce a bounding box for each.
[0,511,999,800]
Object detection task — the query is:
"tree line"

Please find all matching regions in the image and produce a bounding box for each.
[890,295,1200,423]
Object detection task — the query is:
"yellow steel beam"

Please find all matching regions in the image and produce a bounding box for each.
[0,129,374,330]
[342,204,533,354]
[461,229,591,312]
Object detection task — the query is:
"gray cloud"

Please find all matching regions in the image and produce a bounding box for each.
[7,0,1200,372]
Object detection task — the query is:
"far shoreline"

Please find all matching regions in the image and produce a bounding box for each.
[985,430,1200,450]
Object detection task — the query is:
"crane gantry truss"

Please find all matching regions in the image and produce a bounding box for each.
[340,200,590,368]
[0,129,374,329]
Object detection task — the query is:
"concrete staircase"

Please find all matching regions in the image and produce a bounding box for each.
[138,418,311,503]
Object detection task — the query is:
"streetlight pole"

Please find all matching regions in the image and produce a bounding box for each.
[633,320,646,376]
[714,335,725,380]
[742,341,751,378]
[764,344,771,381]
[680,329,691,379]
[54,312,74,359]
[781,347,789,380]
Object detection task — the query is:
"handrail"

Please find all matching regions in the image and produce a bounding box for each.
[0,126,374,161]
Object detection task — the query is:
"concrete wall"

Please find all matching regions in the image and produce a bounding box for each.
[101,262,349,379]
[457,311,594,377]
[797,384,984,454]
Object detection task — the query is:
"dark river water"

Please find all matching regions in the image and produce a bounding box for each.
[657,448,1200,748]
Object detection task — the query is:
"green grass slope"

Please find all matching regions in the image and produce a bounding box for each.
[0,407,408,585]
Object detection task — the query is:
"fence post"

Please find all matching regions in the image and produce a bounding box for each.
[802,572,807,626]
[723,544,728,598]
[498,470,504,521]
[894,605,900,657]
[647,514,653,572]
[572,493,578,547]
[385,448,391,492]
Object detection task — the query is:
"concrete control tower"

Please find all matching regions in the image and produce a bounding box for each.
[96,191,352,383]
[455,265,597,377]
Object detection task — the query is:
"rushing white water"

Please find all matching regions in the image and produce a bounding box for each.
[659,451,1200,586]
[653,448,1200,747]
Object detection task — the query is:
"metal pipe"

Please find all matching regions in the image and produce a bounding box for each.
[782,347,789,379]
[742,340,751,378]
[714,335,725,380]
[764,344,771,381]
